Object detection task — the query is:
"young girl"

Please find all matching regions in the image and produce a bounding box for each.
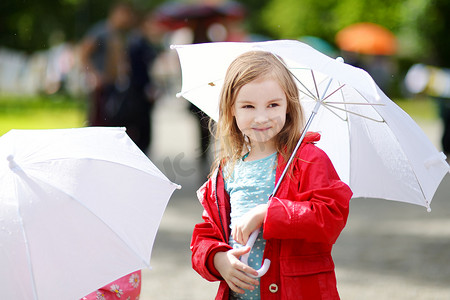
[190,51,352,299]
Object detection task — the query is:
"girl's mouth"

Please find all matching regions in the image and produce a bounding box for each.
[252,127,271,131]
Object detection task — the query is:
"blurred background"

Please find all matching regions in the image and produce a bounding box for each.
[1,0,449,299]
[1,0,450,156]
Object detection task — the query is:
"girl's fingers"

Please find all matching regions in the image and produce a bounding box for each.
[237,232,243,245]
[235,269,259,286]
[221,248,260,294]
[230,275,257,293]
[226,279,246,294]
[232,226,237,242]
[235,260,260,281]
[231,246,250,257]
[232,224,246,245]
[231,225,239,243]
[227,263,259,292]
[231,248,257,275]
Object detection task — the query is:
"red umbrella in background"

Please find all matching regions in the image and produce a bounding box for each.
[335,22,397,55]
[154,1,245,39]
[154,2,219,31]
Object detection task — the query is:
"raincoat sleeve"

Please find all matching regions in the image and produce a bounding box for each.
[190,175,232,282]
[263,144,352,244]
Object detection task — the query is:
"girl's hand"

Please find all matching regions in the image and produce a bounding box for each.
[213,247,260,294]
[232,204,268,245]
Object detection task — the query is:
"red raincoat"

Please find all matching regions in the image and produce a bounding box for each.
[191,133,352,299]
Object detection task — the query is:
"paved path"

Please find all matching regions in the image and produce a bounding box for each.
[139,95,450,299]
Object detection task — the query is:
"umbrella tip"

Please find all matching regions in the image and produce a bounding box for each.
[426,201,431,213]
[7,155,21,172]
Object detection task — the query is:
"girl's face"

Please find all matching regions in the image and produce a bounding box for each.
[233,76,287,154]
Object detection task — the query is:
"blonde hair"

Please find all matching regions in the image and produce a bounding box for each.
[211,50,305,175]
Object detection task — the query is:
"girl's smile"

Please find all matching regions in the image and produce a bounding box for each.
[233,76,287,159]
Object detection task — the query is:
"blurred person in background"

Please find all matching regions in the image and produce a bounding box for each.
[79,1,134,126]
[404,64,450,162]
[158,1,247,175]
[118,11,163,154]
[438,98,450,161]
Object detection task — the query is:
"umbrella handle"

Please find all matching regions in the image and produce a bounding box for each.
[239,228,271,278]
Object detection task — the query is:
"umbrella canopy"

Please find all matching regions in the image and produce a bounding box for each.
[0,127,180,300]
[171,40,449,211]
[335,22,397,55]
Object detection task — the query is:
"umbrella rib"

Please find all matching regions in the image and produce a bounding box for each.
[408,165,431,210]
[374,118,431,209]
[12,175,40,300]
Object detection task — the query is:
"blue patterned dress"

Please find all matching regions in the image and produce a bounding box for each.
[224,152,277,300]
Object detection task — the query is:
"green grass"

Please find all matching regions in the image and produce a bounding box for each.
[0,94,87,136]
[0,94,440,137]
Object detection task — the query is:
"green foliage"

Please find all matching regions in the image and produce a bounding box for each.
[260,0,336,40]
[253,0,448,64]
[260,0,404,42]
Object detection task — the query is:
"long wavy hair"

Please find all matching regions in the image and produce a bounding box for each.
[210,50,305,175]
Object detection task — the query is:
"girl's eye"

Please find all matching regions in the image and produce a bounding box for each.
[268,103,279,108]
[242,105,254,109]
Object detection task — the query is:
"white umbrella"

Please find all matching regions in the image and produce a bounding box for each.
[171,40,449,211]
[0,127,180,300]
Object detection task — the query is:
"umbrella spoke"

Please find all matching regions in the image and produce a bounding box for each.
[311,70,321,100]
[288,68,318,101]
[299,90,318,102]
[323,103,385,123]
[324,101,385,106]
[322,84,346,102]
[321,102,349,122]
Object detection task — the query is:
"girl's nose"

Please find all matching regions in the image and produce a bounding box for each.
[254,110,269,124]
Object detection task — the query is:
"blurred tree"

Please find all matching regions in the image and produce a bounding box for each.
[417,0,450,67]
[0,0,165,52]
[1,0,84,51]
[259,0,405,44]
[234,0,272,37]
